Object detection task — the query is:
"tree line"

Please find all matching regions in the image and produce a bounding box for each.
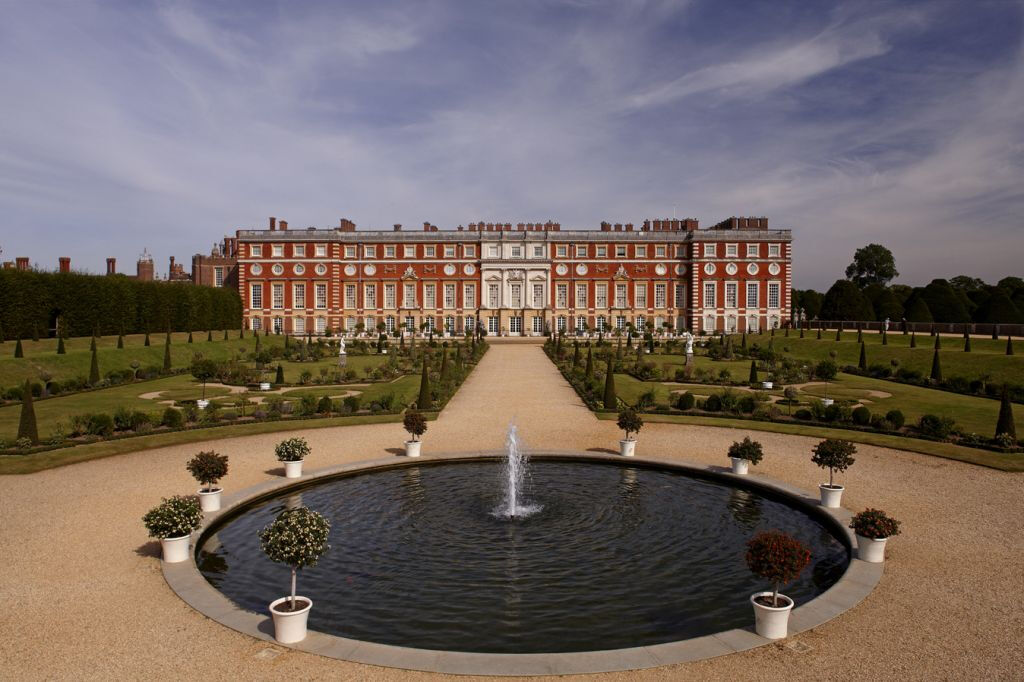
[792,244,1024,324]
[0,269,242,339]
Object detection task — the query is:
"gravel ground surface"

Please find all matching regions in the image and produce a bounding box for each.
[1,343,1022,680]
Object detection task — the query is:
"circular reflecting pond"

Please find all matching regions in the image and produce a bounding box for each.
[198,460,849,653]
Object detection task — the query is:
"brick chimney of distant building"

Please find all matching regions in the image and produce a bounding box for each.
[15,257,29,271]
[59,257,71,273]
[106,258,116,275]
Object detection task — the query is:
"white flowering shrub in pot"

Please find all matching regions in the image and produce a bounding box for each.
[142,495,203,563]
[275,437,310,479]
[259,507,331,643]
[727,436,764,475]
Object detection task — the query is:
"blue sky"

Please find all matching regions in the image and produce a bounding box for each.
[1,0,1022,289]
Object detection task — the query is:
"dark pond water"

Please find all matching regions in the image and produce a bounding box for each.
[198,460,848,653]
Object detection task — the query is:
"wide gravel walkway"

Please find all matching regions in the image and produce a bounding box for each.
[1,344,1022,680]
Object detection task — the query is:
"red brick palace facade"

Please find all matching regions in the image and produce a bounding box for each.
[236,216,792,336]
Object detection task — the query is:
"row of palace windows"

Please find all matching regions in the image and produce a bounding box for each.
[702,282,782,309]
[247,241,784,260]
[252,314,684,336]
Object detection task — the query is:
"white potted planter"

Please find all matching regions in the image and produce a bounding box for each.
[619,438,636,457]
[617,408,643,457]
[750,592,794,639]
[855,535,887,562]
[762,381,773,389]
[850,509,902,563]
[819,484,844,507]
[269,596,313,644]
[276,437,311,480]
[260,382,271,391]
[161,534,192,563]
[822,398,834,407]
[196,399,210,410]
[728,437,763,476]
[811,439,856,509]
[143,495,203,565]
[187,451,229,513]
[197,488,222,512]
[260,507,330,645]
[284,460,304,478]
[403,411,427,458]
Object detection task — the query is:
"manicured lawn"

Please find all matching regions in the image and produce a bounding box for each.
[0,372,422,440]
[595,412,1024,472]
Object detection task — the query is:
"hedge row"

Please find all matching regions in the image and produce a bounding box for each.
[0,269,242,338]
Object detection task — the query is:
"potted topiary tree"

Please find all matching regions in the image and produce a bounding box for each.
[403,409,427,457]
[275,437,311,479]
[811,438,856,507]
[186,450,229,512]
[850,508,901,563]
[727,436,764,474]
[142,495,203,563]
[745,530,811,639]
[259,507,331,644]
[617,407,643,457]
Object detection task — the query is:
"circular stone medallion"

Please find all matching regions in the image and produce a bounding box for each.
[725,263,738,276]
[364,264,377,276]
[344,264,356,276]
[444,264,456,276]
[271,264,284,276]
[555,264,569,276]
[747,263,759,276]
[655,263,667,276]
[704,263,716,275]
[675,264,687,276]
[464,264,477,276]
[575,263,588,276]
[294,264,305,275]
[316,264,328,275]
[250,263,262,276]
[768,263,780,276]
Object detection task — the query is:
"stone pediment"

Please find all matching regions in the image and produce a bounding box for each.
[613,265,630,280]
[401,266,418,280]
[529,274,547,282]
[484,272,503,281]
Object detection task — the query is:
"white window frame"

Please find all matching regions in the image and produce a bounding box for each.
[315,244,326,257]
[488,284,500,308]
[768,282,781,308]
[675,283,686,308]
[344,246,356,259]
[703,282,716,309]
[746,243,759,257]
[635,283,647,308]
[596,283,607,308]
[344,284,356,309]
[424,284,436,309]
[655,245,666,258]
[746,282,759,308]
[404,245,416,258]
[294,317,305,334]
[768,244,780,258]
[510,283,522,308]
[463,283,476,307]
[615,283,628,308]
[596,246,607,258]
[575,283,587,308]
[250,283,263,309]
[465,245,476,257]
[272,244,284,258]
[575,245,587,258]
[365,283,377,308]
[214,267,223,287]
[725,282,738,309]
[444,245,456,258]
[556,284,568,308]
[557,316,567,333]
[425,245,436,258]
[403,283,416,308]
[487,245,499,258]
[385,245,395,258]
[556,245,567,258]
[615,245,627,258]
[315,283,327,309]
[293,283,305,309]
[533,245,544,258]
[384,284,396,308]
[654,283,666,308]
[250,244,262,257]
[294,244,306,257]
[703,243,716,257]
[636,245,647,258]
[364,245,376,258]
[488,316,499,334]
[444,283,456,309]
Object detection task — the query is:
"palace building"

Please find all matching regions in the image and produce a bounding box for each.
[235,216,792,336]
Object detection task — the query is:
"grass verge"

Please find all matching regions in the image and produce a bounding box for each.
[595,412,1024,472]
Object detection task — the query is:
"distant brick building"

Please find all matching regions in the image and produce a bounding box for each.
[191,238,238,289]
[234,215,792,336]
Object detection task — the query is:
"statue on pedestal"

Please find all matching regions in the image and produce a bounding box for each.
[684,330,695,365]
[337,335,347,368]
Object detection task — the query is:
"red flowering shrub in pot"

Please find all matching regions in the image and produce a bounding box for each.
[746,531,812,639]
[850,508,901,563]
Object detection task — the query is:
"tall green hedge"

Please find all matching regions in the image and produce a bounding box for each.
[0,270,241,338]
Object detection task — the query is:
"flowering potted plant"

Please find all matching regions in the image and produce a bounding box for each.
[746,530,811,639]
[275,437,311,479]
[617,408,643,457]
[403,410,427,457]
[811,438,856,507]
[259,507,331,644]
[727,436,764,475]
[850,508,901,563]
[186,450,229,512]
[142,495,203,563]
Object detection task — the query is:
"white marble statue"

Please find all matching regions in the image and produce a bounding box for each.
[684,331,694,355]
[338,336,346,355]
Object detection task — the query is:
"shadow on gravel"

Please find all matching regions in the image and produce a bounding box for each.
[264,467,285,477]
[256,618,275,638]
[135,541,161,558]
[385,448,406,456]
[586,447,619,455]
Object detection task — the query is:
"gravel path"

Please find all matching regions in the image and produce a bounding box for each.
[1,344,1022,680]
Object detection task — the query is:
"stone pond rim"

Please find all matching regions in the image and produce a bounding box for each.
[163,450,883,676]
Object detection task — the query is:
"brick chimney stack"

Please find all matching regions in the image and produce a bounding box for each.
[269,216,277,231]
[59,257,71,273]
[15,257,29,271]
[106,258,116,275]
[279,220,288,231]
